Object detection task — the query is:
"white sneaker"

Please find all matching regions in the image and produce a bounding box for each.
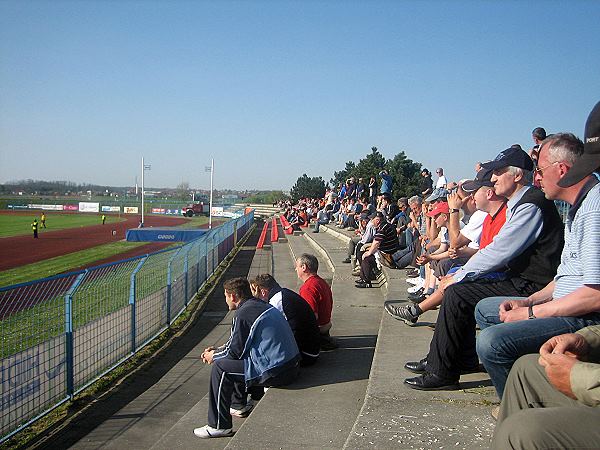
[230,399,255,418]
[193,425,234,439]
[407,284,425,294]
[406,277,425,286]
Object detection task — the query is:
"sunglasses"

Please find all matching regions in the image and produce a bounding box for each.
[533,161,559,176]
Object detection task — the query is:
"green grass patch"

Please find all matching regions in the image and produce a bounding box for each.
[0,241,146,287]
[0,213,122,238]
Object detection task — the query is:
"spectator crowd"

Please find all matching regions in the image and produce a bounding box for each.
[195,100,600,448]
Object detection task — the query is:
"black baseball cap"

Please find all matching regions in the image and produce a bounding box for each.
[557,101,600,188]
[461,167,495,193]
[480,147,534,172]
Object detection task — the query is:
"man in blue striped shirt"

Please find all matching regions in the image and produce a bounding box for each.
[476,121,600,399]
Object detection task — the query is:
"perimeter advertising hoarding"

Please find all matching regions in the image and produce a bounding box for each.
[28,204,64,211]
[78,202,100,213]
[7,205,29,209]
[101,206,120,213]
[63,204,79,211]
[151,208,165,214]
[0,336,66,437]
[124,207,138,214]
[211,206,224,216]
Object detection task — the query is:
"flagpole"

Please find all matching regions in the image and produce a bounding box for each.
[209,158,214,229]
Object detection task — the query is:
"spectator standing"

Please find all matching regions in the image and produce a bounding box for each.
[379,170,393,196]
[40,212,46,228]
[368,176,378,205]
[435,168,448,190]
[420,169,433,198]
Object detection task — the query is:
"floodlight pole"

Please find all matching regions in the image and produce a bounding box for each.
[141,157,151,227]
[209,158,214,229]
[141,157,145,227]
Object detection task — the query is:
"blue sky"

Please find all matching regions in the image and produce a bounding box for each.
[1,0,598,191]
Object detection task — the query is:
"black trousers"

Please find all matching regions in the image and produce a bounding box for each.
[425,277,543,380]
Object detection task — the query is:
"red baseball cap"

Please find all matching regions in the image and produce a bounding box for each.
[427,202,449,217]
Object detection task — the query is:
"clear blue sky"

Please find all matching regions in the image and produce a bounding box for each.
[1,0,598,191]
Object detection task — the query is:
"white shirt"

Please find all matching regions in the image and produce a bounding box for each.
[436,175,448,189]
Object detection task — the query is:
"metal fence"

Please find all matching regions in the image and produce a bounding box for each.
[0,211,253,442]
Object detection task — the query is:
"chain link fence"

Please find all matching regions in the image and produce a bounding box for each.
[0,211,253,442]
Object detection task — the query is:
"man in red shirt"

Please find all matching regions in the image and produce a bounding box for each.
[295,253,337,350]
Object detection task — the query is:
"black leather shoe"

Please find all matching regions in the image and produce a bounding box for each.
[408,292,425,303]
[355,281,373,288]
[404,373,459,391]
[342,257,351,263]
[355,278,367,284]
[404,358,427,374]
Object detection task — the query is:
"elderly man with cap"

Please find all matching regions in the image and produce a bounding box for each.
[404,146,564,391]
[386,168,507,325]
[355,211,399,288]
[490,102,600,449]
[475,102,600,403]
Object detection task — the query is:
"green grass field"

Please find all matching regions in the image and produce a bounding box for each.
[0,212,122,238]
[0,215,212,288]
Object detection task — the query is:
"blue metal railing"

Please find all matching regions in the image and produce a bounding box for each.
[0,211,253,442]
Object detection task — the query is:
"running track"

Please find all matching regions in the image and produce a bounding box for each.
[0,213,189,272]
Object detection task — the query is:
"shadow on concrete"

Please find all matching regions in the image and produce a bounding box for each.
[283,334,377,390]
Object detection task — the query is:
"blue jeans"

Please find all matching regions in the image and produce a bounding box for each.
[313,219,328,232]
[475,296,600,398]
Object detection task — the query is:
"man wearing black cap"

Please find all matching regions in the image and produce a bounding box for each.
[404,146,564,391]
[490,102,600,449]
[356,211,399,288]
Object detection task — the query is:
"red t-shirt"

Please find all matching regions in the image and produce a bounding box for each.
[299,275,333,327]
[480,203,508,249]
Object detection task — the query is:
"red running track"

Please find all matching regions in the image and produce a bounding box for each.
[0,213,189,272]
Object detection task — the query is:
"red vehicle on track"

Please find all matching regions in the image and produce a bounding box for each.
[181,203,204,217]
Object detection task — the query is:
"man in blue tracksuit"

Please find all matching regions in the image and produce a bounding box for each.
[194,277,301,439]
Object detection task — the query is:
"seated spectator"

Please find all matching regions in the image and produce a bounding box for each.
[342,212,376,267]
[386,168,506,325]
[250,274,321,366]
[379,192,399,223]
[284,208,305,232]
[355,211,400,288]
[393,197,409,247]
[475,122,600,399]
[403,146,564,391]
[492,326,600,449]
[295,253,337,350]
[435,167,448,190]
[194,278,300,439]
[312,205,331,233]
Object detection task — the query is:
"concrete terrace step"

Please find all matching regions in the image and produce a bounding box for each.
[225,225,381,449]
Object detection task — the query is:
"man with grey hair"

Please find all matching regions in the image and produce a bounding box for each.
[404,147,564,391]
[490,102,600,448]
[295,253,336,350]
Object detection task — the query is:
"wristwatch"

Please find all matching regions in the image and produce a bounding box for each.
[450,208,460,213]
[528,305,536,320]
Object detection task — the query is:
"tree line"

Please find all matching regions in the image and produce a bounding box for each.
[290,147,424,201]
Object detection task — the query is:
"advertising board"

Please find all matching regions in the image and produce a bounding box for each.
[151,208,165,214]
[165,209,180,215]
[124,206,139,214]
[79,202,100,213]
[28,204,64,211]
[63,204,79,211]
[211,206,224,217]
[101,206,121,213]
